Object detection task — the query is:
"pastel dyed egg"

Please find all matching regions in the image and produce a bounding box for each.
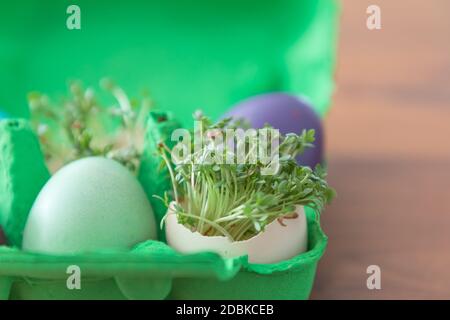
[224,93,324,168]
[22,157,157,254]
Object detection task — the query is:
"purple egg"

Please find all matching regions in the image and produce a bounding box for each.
[224,93,324,168]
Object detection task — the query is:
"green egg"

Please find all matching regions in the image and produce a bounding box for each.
[22,157,157,254]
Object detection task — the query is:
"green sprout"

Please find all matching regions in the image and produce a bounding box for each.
[28,79,153,173]
[156,113,335,241]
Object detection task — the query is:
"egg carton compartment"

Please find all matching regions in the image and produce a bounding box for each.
[168,207,328,300]
[0,114,327,300]
[0,241,243,300]
[0,207,326,300]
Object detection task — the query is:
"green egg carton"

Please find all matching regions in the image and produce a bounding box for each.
[0,241,243,300]
[0,115,328,300]
[0,0,339,300]
[0,208,326,300]
[1,0,339,124]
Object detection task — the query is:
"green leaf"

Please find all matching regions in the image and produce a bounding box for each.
[156,112,335,241]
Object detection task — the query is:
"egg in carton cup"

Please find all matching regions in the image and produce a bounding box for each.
[0,111,328,300]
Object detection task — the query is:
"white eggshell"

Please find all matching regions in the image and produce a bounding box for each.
[23,157,157,254]
[165,203,308,264]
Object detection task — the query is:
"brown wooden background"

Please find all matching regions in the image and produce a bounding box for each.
[310,0,450,299]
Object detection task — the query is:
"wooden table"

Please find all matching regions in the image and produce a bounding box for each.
[310,0,450,299]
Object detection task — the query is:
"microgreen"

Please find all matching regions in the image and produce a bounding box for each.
[157,112,335,241]
[28,79,152,173]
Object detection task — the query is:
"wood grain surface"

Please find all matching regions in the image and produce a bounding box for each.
[310,0,450,299]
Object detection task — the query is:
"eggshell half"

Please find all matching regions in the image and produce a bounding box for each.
[22,157,157,254]
[165,203,308,264]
